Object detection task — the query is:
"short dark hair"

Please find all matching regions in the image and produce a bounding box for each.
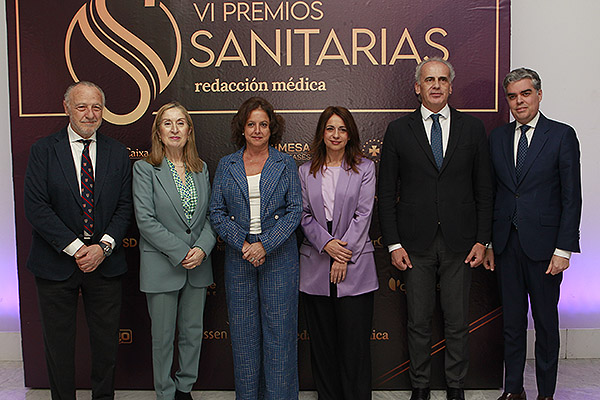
[503,68,542,92]
[231,97,285,148]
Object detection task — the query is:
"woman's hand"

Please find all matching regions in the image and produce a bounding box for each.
[182,247,206,269]
[242,241,266,268]
[330,261,347,284]
[324,239,352,263]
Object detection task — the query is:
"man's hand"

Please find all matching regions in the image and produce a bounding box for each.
[483,248,495,271]
[465,243,486,268]
[324,239,352,263]
[330,261,347,284]
[182,247,206,270]
[74,244,105,273]
[546,255,569,275]
[391,248,412,271]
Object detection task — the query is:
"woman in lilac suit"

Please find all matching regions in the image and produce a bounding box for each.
[299,106,378,400]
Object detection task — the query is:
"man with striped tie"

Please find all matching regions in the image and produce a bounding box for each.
[24,81,132,400]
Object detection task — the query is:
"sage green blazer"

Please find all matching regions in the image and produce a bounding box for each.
[133,159,216,293]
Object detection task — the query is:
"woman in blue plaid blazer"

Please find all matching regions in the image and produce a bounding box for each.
[209,97,302,400]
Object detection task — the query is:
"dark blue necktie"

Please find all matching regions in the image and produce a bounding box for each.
[515,124,530,181]
[430,113,443,170]
[79,139,94,236]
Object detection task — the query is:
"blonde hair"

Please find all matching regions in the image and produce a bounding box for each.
[146,102,203,172]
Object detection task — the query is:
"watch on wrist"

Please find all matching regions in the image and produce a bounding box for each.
[99,242,113,257]
[478,241,491,249]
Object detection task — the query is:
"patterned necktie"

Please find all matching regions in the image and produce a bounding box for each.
[79,139,94,236]
[430,113,443,170]
[515,124,530,180]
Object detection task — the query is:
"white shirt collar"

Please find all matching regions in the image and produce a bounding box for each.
[515,112,540,131]
[421,103,450,121]
[67,124,97,143]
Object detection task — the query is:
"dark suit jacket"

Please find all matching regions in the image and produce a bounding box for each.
[378,107,493,253]
[489,113,581,261]
[24,127,133,281]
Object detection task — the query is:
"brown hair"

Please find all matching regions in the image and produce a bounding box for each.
[146,102,204,172]
[309,106,363,177]
[231,97,285,148]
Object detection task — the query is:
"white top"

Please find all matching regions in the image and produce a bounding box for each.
[247,174,262,234]
[322,166,342,222]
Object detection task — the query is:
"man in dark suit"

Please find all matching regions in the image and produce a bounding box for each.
[378,58,493,400]
[24,81,132,400]
[484,68,581,400]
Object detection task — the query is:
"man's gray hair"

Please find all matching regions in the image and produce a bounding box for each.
[415,57,456,83]
[503,68,542,92]
[64,81,106,107]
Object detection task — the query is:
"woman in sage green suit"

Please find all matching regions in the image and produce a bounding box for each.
[133,102,216,400]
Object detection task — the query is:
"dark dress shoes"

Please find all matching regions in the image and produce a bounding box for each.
[175,389,193,400]
[536,397,553,400]
[447,387,465,400]
[497,391,527,400]
[410,387,431,400]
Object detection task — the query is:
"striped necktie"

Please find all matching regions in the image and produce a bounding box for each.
[79,139,94,236]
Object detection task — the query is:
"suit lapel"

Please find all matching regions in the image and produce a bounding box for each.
[407,109,438,170]
[440,108,463,174]
[306,168,327,227]
[54,129,81,205]
[260,147,284,216]
[94,134,109,204]
[155,161,188,225]
[189,169,205,227]
[228,148,250,203]
[518,113,550,184]
[502,122,518,186]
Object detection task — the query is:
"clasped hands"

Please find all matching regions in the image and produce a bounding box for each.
[74,243,106,273]
[243,241,266,267]
[324,239,352,284]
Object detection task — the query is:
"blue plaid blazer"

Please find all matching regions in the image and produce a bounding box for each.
[209,146,302,255]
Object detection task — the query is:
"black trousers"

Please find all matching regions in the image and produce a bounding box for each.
[496,227,562,397]
[302,288,374,400]
[35,269,123,400]
[404,228,471,388]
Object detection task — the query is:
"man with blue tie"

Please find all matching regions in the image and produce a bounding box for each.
[485,68,582,400]
[378,58,493,400]
[24,81,132,400]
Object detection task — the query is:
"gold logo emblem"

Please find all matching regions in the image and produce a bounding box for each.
[64,0,181,125]
[361,138,383,163]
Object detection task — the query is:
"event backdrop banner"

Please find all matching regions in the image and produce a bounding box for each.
[7,0,510,390]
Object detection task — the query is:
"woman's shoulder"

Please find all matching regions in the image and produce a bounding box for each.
[133,158,155,172]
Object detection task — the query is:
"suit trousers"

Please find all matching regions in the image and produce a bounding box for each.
[496,227,562,397]
[404,228,471,388]
[35,269,122,400]
[146,282,207,400]
[302,287,374,400]
[225,234,299,400]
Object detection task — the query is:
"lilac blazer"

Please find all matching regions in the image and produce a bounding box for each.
[298,158,378,297]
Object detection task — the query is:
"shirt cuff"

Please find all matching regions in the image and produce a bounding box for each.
[388,243,403,253]
[554,248,571,259]
[63,239,85,257]
[101,234,116,249]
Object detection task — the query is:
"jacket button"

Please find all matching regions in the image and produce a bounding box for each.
[274,215,279,220]
[515,193,520,198]
[230,216,235,220]
[186,228,191,234]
